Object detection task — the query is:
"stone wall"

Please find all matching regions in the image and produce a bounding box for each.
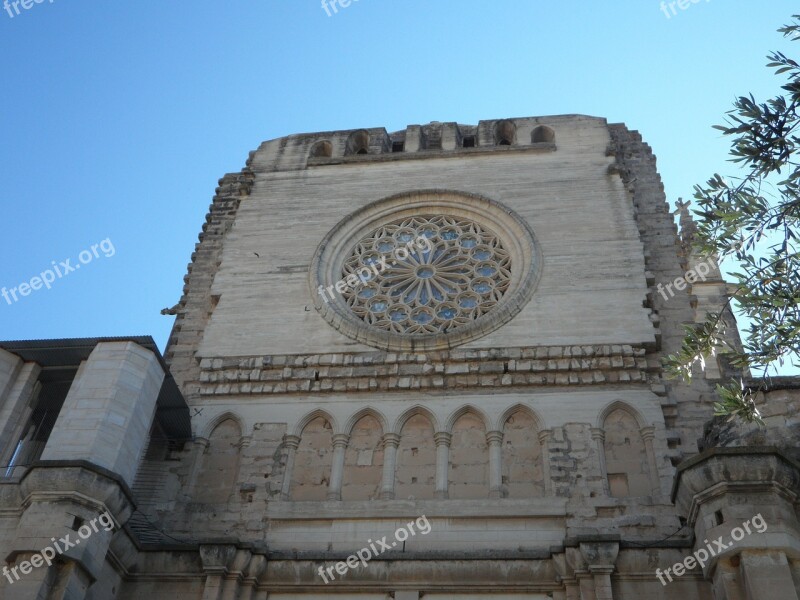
[2,116,796,599]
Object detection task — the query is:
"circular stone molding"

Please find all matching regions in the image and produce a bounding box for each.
[309,190,541,351]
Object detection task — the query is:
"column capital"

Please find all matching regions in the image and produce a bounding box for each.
[434,431,452,447]
[639,426,656,441]
[486,430,504,445]
[283,434,301,450]
[590,427,605,442]
[588,565,615,575]
[538,429,554,444]
[332,433,350,449]
[382,433,402,448]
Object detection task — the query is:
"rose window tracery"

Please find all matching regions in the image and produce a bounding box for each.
[340,216,512,334]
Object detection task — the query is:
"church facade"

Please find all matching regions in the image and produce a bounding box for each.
[0,115,798,599]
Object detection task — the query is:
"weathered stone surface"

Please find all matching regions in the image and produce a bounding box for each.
[1,115,798,600]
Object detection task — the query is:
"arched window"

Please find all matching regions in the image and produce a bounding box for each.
[603,407,652,497]
[291,416,333,501]
[448,412,489,499]
[195,419,241,504]
[310,140,332,158]
[502,409,544,498]
[342,415,384,501]
[494,120,516,146]
[345,130,370,155]
[395,413,436,500]
[532,125,555,144]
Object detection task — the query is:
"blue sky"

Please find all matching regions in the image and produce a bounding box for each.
[0,0,797,372]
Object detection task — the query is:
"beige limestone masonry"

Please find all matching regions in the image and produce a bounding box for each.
[1,115,797,600]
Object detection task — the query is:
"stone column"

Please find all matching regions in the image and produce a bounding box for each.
[675,448,800,599]
[577,572,596,600]
[710,557,746,600]
[8,554,93,600]
[200,545,238,600]
[740,550,799,600]
[563,579,581,600]
[40,341,165,487]
[327,433,350,500]
[280,435,301,501]
[240,555,267,600]
[589,566,614,600]
[184,437,209,498]
[219,549,252,600]
[486,430,504,498]
[639,426,661,496]
[13,463,134,600]
[580,540,619,600]
[380,433,401,500]
[590,428,609,495]
[552,551,579,600]
[434,432,451,499]
[538,429,554,496]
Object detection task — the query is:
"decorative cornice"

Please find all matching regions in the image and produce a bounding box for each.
[195,344,650,396]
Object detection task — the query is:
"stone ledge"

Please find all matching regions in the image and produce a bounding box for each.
[266,497,568,520]
[195,345,653,396]
[307,142,556,167]
[268,548,554,561]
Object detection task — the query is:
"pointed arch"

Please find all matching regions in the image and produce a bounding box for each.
[294,409,338,437]
[342,411,385,501]
[394,406,437,500]
[344,407,389,438]
[201,410,246,441]
[596,400,648,430]
[495,403,545,432]
[392,405,439,435]
[600,401,653,498]
[291,410,335,501]
[494,119,516,146]
[194,415,242,504]
[445,405,491,434]
[500,404,545,498]
[532,125,555,144]
[345,129,370,155]
[309,140,333,158]
[448,406,490,499]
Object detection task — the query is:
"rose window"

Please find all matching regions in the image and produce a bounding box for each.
[340,215,512,334]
